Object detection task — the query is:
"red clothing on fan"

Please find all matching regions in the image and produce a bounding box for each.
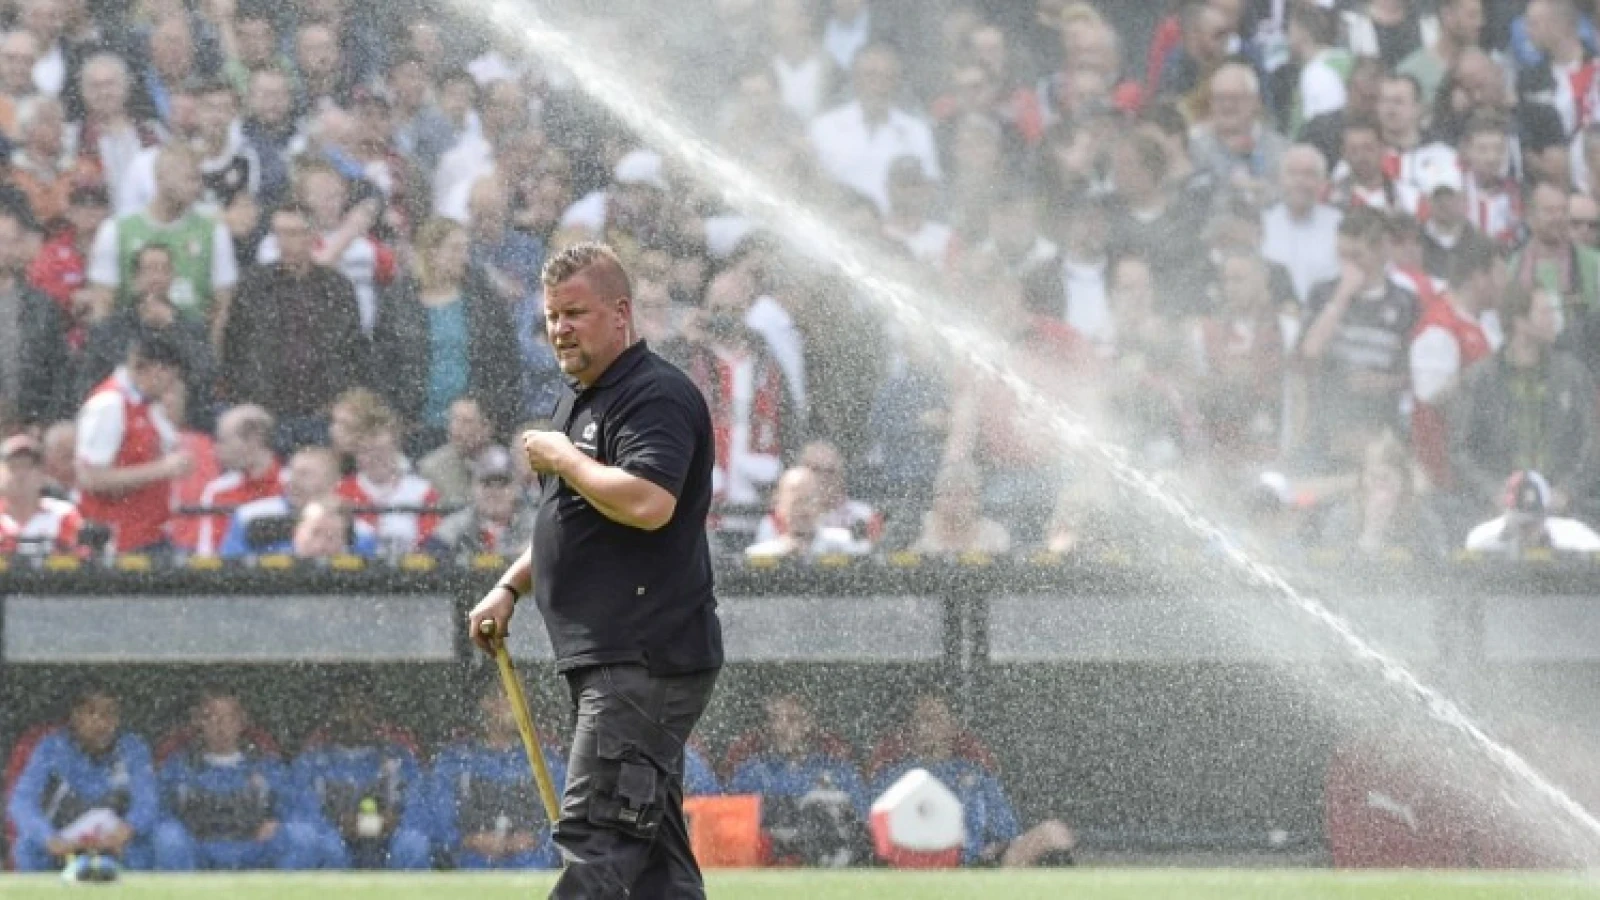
[1410,295,1491,488]
[336,471,441,551]
[28,229,90,349]
[189,458,283,555]
[0,496,83,554]
[77,374,175,551]
[167,431,220,552]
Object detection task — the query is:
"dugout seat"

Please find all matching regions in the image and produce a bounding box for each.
[4,722,63,871]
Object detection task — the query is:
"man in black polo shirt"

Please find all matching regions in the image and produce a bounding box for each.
[468,241,721,899]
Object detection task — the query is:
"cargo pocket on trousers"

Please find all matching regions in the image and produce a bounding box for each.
[589,724,667,839]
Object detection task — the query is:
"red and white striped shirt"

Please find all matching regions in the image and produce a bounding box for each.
[192,460,284,555]
[1463,174,1523,247]
[0,496,83,554]
[336,470,440,551]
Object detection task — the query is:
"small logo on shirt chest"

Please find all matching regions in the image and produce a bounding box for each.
[575,421,599,453]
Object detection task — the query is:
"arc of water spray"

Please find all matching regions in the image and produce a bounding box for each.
[463,0,1600,850]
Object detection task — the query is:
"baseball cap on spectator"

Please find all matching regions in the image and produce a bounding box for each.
[614,150,668,190]
[471,447,515,485]
[1,434,41,462]
[1415,152,1464,195]
[1503,470,1552,517]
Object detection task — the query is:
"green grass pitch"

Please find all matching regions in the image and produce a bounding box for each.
[1,871,1598,899]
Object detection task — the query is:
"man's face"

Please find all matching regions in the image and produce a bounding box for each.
[134,249,174,302]
[1209,71,1257,132]
[196,89,235,142]
[156,154,202,209]
[248,70,291,126]
[1526,0,1559,52]
[237,17,276,67]
[1,452,43,500]
[70,694,118,754]
[1188,7,1229,64]
[80,60,126,117]
[1378,79,1419,138]
[1531,185,1571,246]
[273,210,316,268]
[1280,152,1325,211]
[214,417,252,471]
[1111,258,1155,315]
[150,18,193,76]
[355,429,397,476]
[765,697,814,755]
[1570,195,1600,247]
[448,401,489,451]
[296,26,338,79]
[293,505,347,557]
[1338,234,1386,278]
[430,227,470,286]
[473,477,516,524]
[545,272,630,381]
[908,697,958,758]
[286,453,337,506]
[1443,0,1484,44]
[1432,189,1466,227]
[853,49,898,109]
[195,696,245,754]
[0,34,36,94]
[1465,131,1507,180]
[1342,128,1384,181]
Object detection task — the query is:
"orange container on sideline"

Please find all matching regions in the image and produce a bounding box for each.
[684,794,765,867]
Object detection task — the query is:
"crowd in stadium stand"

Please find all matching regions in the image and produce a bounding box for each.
[3,0,1600,566]
[5,680,1075,871]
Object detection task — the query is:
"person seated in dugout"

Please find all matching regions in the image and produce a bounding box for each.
[420,679,567,870]
[7,682,159,871]
[152,691,322,870]
[870,694,1076,867]
[288,681,431,870]
[727,693,872,866]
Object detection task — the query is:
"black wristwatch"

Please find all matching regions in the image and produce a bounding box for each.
[496,582,522,603]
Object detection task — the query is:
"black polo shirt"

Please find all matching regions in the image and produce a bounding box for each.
[531,340,722,675]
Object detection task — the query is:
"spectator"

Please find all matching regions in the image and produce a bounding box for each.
[8,94,87,227]
[822,0,878,72]
[1516,0,1594,137]
[881,155,953,269]
[417,395,506,508]
[423,448,533,556]
[1299,56,1384,171]
[423,679,566,870]
[1466,469,1600,552]
[977,186,1059,285]
[864,340,950,537]
[1451,285,1599,520]
[0,432,82,555]
[290,682,430,869]
[78,243,215,413]
[327,387,390,471]
[40,417,75,496]
[152,691,321,870]
[126,77,259,221]
[1319,430,1451,558]
[1298,206,1420,464]
[1520,100,1576,190]
[432,78,529,220]
[292,22,353,116]
[1157,2,1231,108]
[1329,116,1420,215]
[767,0,835,124]
[1192,249,1289,463]
[335,411,440,553]
[1459,111,1522,247]
[727,693,870,866]
[8,682,159,871]
[256,163,393,335]
[1188,62,1289,196]
[0,206,69,434]
[19,0,68,100]
[240,68,296,206]
[221,202,367,435]
[290,497,372,558]
[386,52,456,180]
[1410,233,1499,490]
[1572,192,1600,251]
[372,218,520,443]
[192,404,280,556]
[135,15,198,128]
[72,53,163,207]
[464,174,543,310]
[1509,181,1600,321]
[29,180,109,349]
[745,466,869,559]
[1375,73,1438,190]
[910,461,1010,556]
[1052,195,1114,352]
[218,446,351,557]
[1344,0,1436,72]
[214,0,294,97]
[1261,144,1342,305]
[1398,0,1486,108]
[74,331,191,553]
[870,695,1075,868]
[754,440,879,547]
[87,145,238,349]
[808,43,939,214]
[1286,0,1351,135]
[0,30,40,137]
